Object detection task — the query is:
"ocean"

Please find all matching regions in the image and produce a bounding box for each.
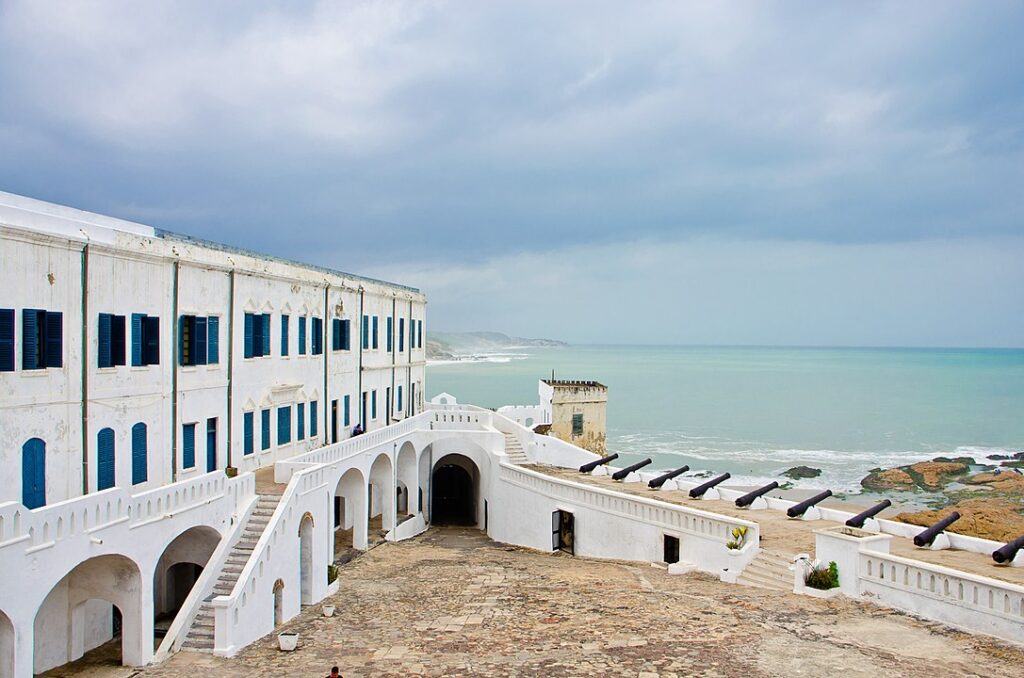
[426,345,1024,497]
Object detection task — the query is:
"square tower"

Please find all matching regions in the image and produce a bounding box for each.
[539,379,607,455]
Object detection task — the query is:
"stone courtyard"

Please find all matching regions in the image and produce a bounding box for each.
[53,527,1024,677]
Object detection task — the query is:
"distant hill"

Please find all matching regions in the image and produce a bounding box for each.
[427,331,566,360]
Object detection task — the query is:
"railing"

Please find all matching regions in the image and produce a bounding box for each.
[500,463,757,545]
[859,550,1024,642]
[0,469,252,552]
[286,411,434,467]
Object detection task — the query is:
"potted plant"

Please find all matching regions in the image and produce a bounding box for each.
[725,526,748,554]
[322,603,336,617]
[278,632,299,651]
[803,560,840,598]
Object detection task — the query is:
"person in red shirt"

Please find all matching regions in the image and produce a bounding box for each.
[326,667,342,678]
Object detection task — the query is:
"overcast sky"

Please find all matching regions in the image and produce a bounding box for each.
[1,1,1022,347]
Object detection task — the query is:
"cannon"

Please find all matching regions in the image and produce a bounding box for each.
[992,533,1024,564]
[612,458,652,481]
[845,499,891,528]
[579,453,619,473]
[913,512,961,547]
[648,465,690,489]
[786,489,833,518]
[735,481,780,508]
[688,473,730,498]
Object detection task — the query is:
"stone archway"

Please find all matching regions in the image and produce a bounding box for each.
[152,525,220,647]
[431,454,480,526]
[396,442,418,518]
[368,454,395,537]
[299,513,314,606]
[0,608,13,678]
[333,467,368,554]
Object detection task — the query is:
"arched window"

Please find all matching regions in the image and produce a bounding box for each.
[131,423,148,485]
[22,438,46,509]
[97,428,115,490]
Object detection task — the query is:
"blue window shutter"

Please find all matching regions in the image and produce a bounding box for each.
[298,316,306,355]
[418,320,423,348]
[332,319,340,351]
[98,313,112,368]
[278,406,291,445]
[371,391,377,419]
[344,395,350,426]
[244,313,254,358]
[207,419,217,472]
[297,403,305,440]
[44,311,61,367]
[261,409,270,450]
[22,438,46,509]
[387,317,393,352]
[281,315,289,356]
[398,385,403,411]
[183,423,196,469]
[372,316,378,349]
[131,313,144,366]
[207,316,219,364]
[310,401,318,437]
[22,309,40,370]
[97,428,115,490]
[0,308,14,371]
[143,316,160,365]
[243,412,254,455]
[399,318,405,352]
[261,314,271,357]
[195,316,208,365]
[343,319,351,350]
[315,318,323,354]
[131,423,148,484]
[362,315,368,349]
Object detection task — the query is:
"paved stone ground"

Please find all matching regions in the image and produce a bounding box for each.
[61,527,1024,677]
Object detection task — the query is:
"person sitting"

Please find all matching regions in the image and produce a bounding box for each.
[352,423,364,436]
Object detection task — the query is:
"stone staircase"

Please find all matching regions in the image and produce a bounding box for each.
[181,494,282,651]
[736,549,793,592]
[503,433,529,464]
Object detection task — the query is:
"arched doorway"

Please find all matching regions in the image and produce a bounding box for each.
[431,454,479,526]
[152,526,220,649]
[272,579,285,627]
[299,513,314,606]
[396,442,418,518]
[0,609,13,678]
[333,467,367,555]
[34,554,146,674]
[368,454,394,538]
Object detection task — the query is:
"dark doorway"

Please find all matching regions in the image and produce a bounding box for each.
[664,535,680,564]
[431,464,474,525]
[552,510,574,554]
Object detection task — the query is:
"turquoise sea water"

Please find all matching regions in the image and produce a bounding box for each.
[427,345,1024,494]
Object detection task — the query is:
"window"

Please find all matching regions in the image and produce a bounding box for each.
[572,413,584,436]
[244,312,271,358]
[23,309,63,370]
[261,409,271,450]
[371,316,379,349]
[310,400,318,437]
[332,318,343,351]
[311,317,323,355]
[343,394,351,427]
[207,418,217,472]
[278,406,291,445]
[0,308,13,371]
[131,422,148,484]
[97,428,115,490]
[183,423,196,468]
[297,402,305,440]
[398,318,405,352]
[208,317,219,364]
[361,315,369,350]
[397,385,403,411]
[387,317,393,352]
[243,412,254,455]
[131,313,159,366]
[298,316,307,355]
[179,315,207,366]
[371,389,377,420]
[22,438,46,509]
[281,314,289,356]
[417,319,423,349]
[97,313,126,368]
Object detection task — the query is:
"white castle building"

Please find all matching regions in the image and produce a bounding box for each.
[1,192,1021,676]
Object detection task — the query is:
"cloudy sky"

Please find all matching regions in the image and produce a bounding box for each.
[1,1,1022,347]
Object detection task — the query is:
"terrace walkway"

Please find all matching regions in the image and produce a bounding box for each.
[532,465,1024,587]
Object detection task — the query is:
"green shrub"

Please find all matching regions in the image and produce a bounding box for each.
[805,560,839,590]
[327,564,339,585]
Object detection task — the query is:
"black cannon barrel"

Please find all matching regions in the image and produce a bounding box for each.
[993,533,1024,564]
[579,453,619,473]
[688,473,730,498]
[735,481,780,508]
[913,511,961,547]
[786,489,833,518]
[845,499,892,528]
[612,458,653,481]
[648,465,691,489]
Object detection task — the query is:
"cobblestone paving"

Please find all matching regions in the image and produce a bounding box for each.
[116,527,1022,678]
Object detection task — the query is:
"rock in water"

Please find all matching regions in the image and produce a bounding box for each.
[896,498,1024,542]
[861,467,915,491]
[782,466,822,480]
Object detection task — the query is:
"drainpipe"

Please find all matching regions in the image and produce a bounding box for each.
[408,297,413,416]
[80,243,89,495]
[391,295,396,422]
[226,269,235,468]
[323,284,329,445]
[358,288,364,431]
[170,261,179,483]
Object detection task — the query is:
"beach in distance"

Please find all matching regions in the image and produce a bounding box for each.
[427,344,1024,501]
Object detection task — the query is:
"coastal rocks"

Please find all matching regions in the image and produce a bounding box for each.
[860,458,972,492]
[895,499,1024,542]
[963,470,1024,494]
[783,466,821,480]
